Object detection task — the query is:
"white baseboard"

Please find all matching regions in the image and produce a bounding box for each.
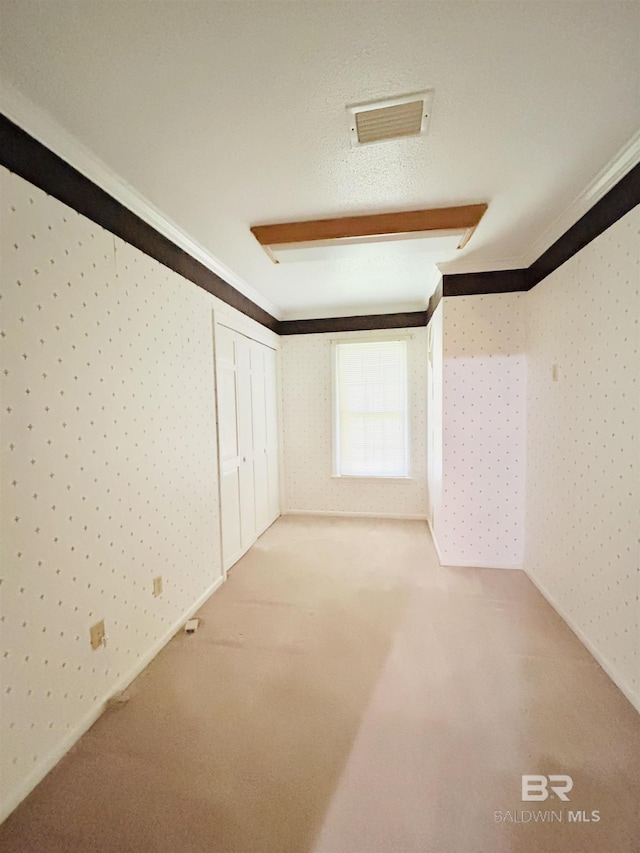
[427,515,444,562]
[256,512,281,538]
[525,570,639,714]
[283,509,428,521]
[426,517,522,569]
[225,513,281,571]
[0,573,225,825]
[438,557,523,570]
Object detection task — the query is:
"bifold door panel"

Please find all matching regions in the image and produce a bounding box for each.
[251,343,270,534]
[215,324,280,570]
[236,335,257,549]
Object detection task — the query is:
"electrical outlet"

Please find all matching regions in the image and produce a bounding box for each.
[152,576,163,598]
[90,619,106,650]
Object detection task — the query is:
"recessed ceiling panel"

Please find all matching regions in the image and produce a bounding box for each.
[269,230,467,263]
[251,204,487,264]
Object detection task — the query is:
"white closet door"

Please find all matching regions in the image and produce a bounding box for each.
[235,333,256,549]
[251,342,270,534]
[264,346,280,521]
[215,325,242,567]
[216,323,280,571]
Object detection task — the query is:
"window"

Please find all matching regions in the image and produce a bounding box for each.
[334,339,409,478]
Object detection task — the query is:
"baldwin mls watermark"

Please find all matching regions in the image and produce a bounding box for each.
[493,775,601,824]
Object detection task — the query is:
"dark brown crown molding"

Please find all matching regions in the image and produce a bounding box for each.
[442,268,528,297]
[2,111,638,337]
[0,114,278,332]
[439,162,639,305]
[526,162,640,288]
[279,311,428,335]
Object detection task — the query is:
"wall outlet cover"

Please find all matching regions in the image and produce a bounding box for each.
[90,620,106,650]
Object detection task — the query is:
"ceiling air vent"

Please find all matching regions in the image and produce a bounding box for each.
[347,90,434,147]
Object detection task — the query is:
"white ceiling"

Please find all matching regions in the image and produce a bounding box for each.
[0,1,638,320]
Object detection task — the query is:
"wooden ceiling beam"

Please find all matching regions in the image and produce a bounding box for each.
[250,203,488,247]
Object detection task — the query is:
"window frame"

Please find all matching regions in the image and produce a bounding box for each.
[331,334,413,481]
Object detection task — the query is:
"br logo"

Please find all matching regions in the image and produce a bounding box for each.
[522,775,573,802]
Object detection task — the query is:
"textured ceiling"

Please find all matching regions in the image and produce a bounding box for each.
[0,0,638,319]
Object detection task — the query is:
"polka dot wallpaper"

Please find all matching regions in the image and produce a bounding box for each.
[0,166,277,818]
[525,204,640,709]
[437,293,526,568]
[1,151,637,822]
[281,330,428,518]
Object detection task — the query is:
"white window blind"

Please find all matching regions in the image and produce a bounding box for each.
[335,339,408,477]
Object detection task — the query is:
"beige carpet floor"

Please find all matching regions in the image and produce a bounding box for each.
[1,515,638,852]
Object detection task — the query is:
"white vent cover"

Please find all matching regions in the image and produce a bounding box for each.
[347,90,434,147]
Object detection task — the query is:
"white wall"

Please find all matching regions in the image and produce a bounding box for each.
[525,204,640,710]
[2,153,637,823]
[0,166,278,821]
[433,293,527,568]
[281,329,428,518]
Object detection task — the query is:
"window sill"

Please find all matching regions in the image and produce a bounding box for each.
[331,475,414,484]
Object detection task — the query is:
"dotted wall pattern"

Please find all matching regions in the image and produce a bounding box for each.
[438,293,526,567]
[0,166,278,813]
[525,205,640,706]
[281,330,428,517]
